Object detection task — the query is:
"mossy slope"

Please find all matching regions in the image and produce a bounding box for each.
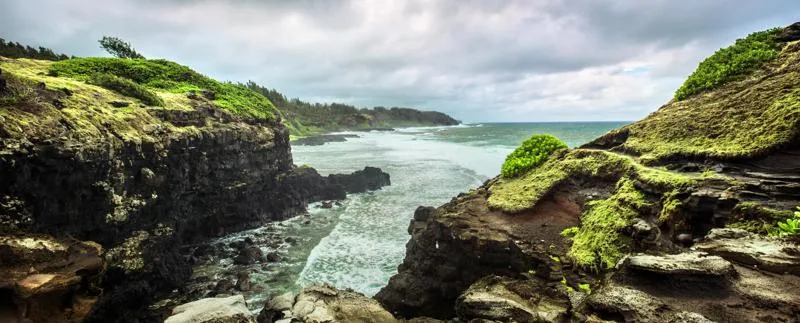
[0,57,281,145]
[589,30,800,163]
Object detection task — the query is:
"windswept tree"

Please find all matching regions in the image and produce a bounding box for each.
[98,36,144,59]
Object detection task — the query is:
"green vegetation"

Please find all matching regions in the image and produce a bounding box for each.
[564,178,650,271]
[770,207,800,237]
[726,202,795,235]
[657,190,684,225]
[49,57,277,119]
[588,25,800,163]
[0,38,72,61]
[98,36,145,59]
[88,73,163,106]
[488,149,694,213]
[245,81,458,135]
[675,28,782,100]
[500,134,567,178]
[578,283,592,294]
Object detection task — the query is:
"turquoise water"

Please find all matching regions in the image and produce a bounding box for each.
[197,122,627,308]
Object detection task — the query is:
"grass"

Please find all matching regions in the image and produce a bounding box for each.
[49,57,278,120]
[501,134,567,178]
[89,72,164,106]
[675,28,782,101]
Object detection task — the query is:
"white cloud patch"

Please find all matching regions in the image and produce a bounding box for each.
[1,0,798,121]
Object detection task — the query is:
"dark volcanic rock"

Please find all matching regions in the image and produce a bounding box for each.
[327,166,391,192]
[234,245,264,265]
[290,134,359,146]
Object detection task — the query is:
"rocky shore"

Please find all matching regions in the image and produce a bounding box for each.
[0,58,391,322]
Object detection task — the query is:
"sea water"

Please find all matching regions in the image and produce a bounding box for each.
[202,122,626,307]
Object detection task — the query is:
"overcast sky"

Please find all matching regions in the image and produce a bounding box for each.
[2,1,798,122]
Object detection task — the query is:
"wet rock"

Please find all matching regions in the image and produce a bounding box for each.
[454,276,569,323]
[257,292,294,323]
[266,252,281,263]
[676,233,693,247]
[288,285,397,323]
[694,228,800,275]
[235,271,251,292]
[327,166,391,193]
[164,295,254,323]
[234,245,264,265]
[623,252,735,277]
[213,279,235,295]
[291,134,359,146]
[320,201,333,209]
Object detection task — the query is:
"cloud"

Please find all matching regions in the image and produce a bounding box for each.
[1,0,798,121]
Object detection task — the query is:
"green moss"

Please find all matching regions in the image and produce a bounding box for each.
[578,283,592,294]
[726,202,794,235]
[675,28,782,100]
[48,57,277,120]
[566,178,649,271]
[488,149,694,213]
[501,134,567,178]
[658,190,684,225]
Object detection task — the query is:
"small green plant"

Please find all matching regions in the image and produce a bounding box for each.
[674,28,781,100]
[501,134,567,178]
[89,73,164,106]
[770,207,800,237]
[578,283,591,293]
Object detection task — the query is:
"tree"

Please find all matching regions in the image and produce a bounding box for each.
[98,36,144,59]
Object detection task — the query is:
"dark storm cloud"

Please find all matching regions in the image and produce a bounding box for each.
[1,0,798,121]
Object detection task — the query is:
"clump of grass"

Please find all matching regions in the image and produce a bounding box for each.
[564,178,650,271]
[675,28,782,100]
[49,57,277,120]
[501,134,567,178]
[89,72,164,106]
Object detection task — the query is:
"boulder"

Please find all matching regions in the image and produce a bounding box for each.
[585,286,670,322]
[694,228,800,275]
[257,292,294,323]
[277,285,397,323]
[623,252,735,277]
[234,245,264,265]
[164,295,254,323]
[454,276,569,323]
[0,235,104,323]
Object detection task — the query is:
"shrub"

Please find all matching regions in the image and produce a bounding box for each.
[99,36,145,59]
[501,134,567,178]
[770,207,800,237]
[674,28,782,101]
[89,73,164,106]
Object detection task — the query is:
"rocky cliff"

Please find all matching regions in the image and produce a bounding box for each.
[0,57,390,322]
[371,22,800,323]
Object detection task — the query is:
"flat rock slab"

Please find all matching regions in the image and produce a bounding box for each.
[165,295,254,323]
[624,252,735,277]
[694,228,800,275]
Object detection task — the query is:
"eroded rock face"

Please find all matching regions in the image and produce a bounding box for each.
[164,295,254,323]
[0,235,103,323]
[694,228,800,275]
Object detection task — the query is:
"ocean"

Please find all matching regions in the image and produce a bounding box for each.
[196,122,627,307]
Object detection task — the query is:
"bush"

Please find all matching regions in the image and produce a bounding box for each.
[770,207,800,237]
[501,134,567,178]
[674,28,782,101]
[89,73,164,106]
[49,57,277,119]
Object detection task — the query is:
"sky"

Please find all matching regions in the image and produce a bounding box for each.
[1,1,799,122]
